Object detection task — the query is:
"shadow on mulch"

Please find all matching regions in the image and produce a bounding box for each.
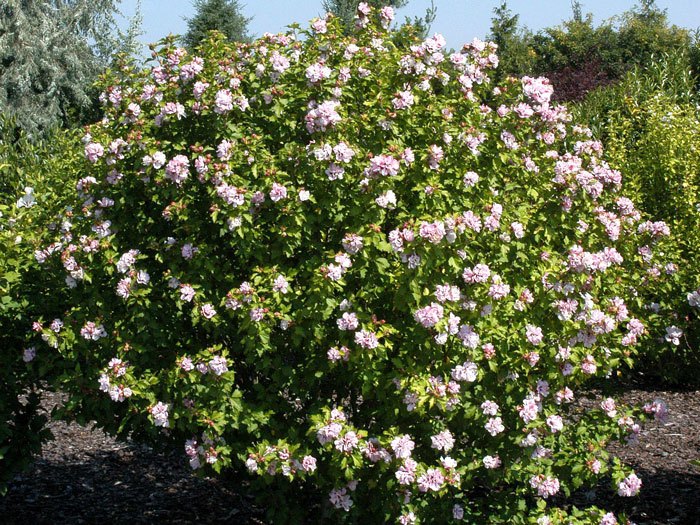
[0,447,263,524]
[567,467,700,525]
[1,386,699,524]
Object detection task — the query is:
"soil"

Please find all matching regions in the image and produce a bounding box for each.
[1,385,699,524]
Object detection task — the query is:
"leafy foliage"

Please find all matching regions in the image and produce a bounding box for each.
[0,117,82,493]
[574,54,700,383]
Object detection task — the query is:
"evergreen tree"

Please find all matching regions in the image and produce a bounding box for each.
[183,0,251,49]
[0,0,141,136]
[487,1,534,80]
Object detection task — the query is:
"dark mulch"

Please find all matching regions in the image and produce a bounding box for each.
[575,383,700,525]
[0,391,264,524]
[1,386,699,524]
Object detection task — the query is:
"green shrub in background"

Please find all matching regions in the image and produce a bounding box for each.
[574,53,700,384]
[489,1,696,102]
[0,117,81,493]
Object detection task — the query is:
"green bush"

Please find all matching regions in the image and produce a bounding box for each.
[31,7,672,523]
[574,54,700,384]
[0,117,81,493]
[490,1,695,102]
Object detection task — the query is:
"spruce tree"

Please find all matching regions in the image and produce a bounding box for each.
[488,1,534,80]
[183,0,251,49]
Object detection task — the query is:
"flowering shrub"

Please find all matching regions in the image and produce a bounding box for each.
[574,60,700,384]
[0,119,80,493]
[33,6,672,523]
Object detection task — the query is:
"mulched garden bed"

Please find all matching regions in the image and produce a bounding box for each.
[1,385,698,524]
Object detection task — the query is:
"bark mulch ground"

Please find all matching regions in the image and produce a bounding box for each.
[1,385,698,524]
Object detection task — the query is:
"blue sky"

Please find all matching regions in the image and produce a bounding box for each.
[118,0,700,51]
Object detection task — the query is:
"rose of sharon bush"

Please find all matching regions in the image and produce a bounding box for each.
[34,6,670,523]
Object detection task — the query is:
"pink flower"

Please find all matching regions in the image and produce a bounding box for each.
[116,278,132,298]
[581,355,597,375]
[395,458,417,484]
[200,304,217,319]
[334,431,359,453]
[181,243,198,259]
[81,321,107,340]
[317,422,343,445]
[481,400,499,415]
[305,62,332,84]
[391,435,415,459]
[529,474,560,498]
[368,154,400,177]
[418,221,446,243]
[522,76,554,104]
[23,347,36,362]
[463,171,479,187]
[428,144,444,170]
[435,284,461,303]
[180,284,195,302]
[525,324,543,345]
[451,361,478,382]
[84,142,104,162]
[643,399,668,422]
[208,356,228,375]
[165,155,190,184]
[482,455,501,469]
[430,430,455,451]
[354,329,379,349]
[301,455,317,472]
[617,473,642,497]
[463,264,491,284]
[333,142,355,163]
[485,417,505,436]
[414,303,444,328]
[665,325,683,345]
[379,6,394,26]
[599,513,618,525]
[337,312,359,331]
[417,468,444,492]
[150,401,169,427]
[342,234,363,254]
[488,282,510,300]
[519,395,540,423]
[327,345,350,362]
[273,274,289,294]
[329,488,353,511]
[546,415,564,432]
[305,100,342,133]
[269,182,288,202]
[311,18,327,34]
[392,90,414,110]
[375,190,397,209]
[214,89,233,113]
